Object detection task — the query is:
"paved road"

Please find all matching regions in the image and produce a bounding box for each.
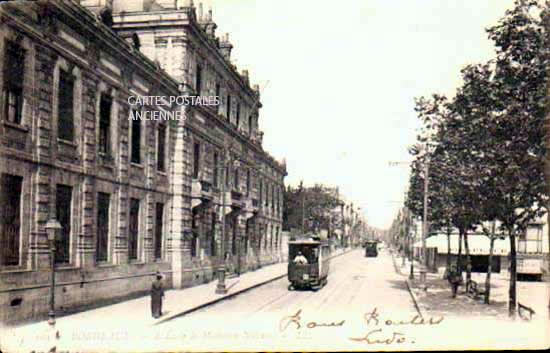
[168,247,417,322]
[154,249,549,351]
[6,249,548,352]
[152,249,424,351]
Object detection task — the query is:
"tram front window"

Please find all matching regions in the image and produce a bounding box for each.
[291,246,317,264]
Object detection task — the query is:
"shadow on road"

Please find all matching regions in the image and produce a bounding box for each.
[385,279,410,292]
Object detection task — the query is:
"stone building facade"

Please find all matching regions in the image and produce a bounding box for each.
[0,0,285,324]
[108,0,287,287]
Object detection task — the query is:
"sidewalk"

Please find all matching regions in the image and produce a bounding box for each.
[2,248,353,352]
[392,251,550,321]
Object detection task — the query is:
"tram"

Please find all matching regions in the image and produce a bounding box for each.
[365,240,378,257]
[287,235,331,290]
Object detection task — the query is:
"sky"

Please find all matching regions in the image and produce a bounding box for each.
[198,0,516,229]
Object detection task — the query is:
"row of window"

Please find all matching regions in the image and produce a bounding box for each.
[189,208,281,260]
[2,39,168,172]
[192,141,282,213]
[0,171,283,267]
[196,64,256,134]
[3,39,268,189]
[3,40,260,180]
[0,173,164,267]
[129,112,167,172]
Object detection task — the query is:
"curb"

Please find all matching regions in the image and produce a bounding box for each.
[155,248,356,325]
[390,251,424,319]
[154,272,287,325]
[405,278,424,319]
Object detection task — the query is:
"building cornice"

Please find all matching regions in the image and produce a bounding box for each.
[49,0,180,95]
[111,7,260,104]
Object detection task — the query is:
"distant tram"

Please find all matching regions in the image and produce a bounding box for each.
[287,235,331,290]
[365,240,378,257]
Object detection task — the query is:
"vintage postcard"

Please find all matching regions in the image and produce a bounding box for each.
[0,0,549,352]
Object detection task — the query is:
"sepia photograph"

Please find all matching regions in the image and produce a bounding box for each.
[0,0,549,351]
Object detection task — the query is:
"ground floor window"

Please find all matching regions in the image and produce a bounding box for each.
[210,212,216,257]
[96,192,110,262]
[1,174,23,266]
[128,198,140,260]
[154,203,163,260]
[55,184,72,264]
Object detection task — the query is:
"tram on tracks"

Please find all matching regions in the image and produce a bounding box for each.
[364,240,378,257]
[287,235,331,291]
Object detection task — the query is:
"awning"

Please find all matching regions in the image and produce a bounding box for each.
[413,233,510,255]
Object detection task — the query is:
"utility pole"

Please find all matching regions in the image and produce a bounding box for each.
[420,155,429,288]
[410,217,416,279]
[301,187,305,234]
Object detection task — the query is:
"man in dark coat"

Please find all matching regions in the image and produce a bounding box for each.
[447,265,461,298]
[151,271,164,318]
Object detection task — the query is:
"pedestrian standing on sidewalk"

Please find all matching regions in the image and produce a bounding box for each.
[151,271,164,319]
[447,265,461,298]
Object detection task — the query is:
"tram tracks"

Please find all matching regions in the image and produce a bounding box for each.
[254,253,352,314]
[179,250,355,323]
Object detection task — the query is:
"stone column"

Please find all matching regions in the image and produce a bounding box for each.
[169,114,192,288]
[31,44,57,270]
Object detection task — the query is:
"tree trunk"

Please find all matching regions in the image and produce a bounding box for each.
[446,225,452,270]
[509,228,517,318]
[484,221,496,304]
[457,232,463,274]
[401,230,407,267]
[548,208,550,311]
[463,229,472,291]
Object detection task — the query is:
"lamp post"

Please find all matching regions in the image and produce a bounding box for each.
[215,166,228,294]
[215,147,241,295]
[45,219,62,326]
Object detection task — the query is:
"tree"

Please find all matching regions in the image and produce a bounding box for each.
[440,63,499,288]
[483,0,549,317]
[283,183,343,238]
[282,182,304,232]
[407,92,487,284]
[406,1,549,317]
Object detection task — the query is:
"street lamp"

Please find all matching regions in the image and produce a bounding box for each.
[45,219,62,326]
[215,147,241,295]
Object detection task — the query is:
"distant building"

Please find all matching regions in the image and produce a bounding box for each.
[414,234,510,273]
[413,218,549,279]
